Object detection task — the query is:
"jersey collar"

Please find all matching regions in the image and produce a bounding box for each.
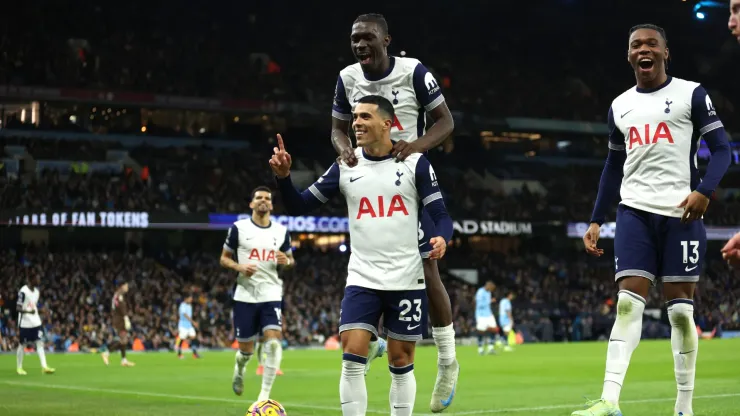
[250,218,272,229]
[362,149,394,161]
[363,56,396,81]
[636,76,672,94]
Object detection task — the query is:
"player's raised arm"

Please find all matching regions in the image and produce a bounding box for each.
[331,75,357,167]
[271,134,341,215]
[585,107,627,257]
[393,63,454,161]
[414,155,453,259]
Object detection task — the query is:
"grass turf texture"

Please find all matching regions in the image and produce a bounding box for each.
[1,339,739,415]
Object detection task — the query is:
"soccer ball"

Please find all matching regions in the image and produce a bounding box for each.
[247,399,287,416]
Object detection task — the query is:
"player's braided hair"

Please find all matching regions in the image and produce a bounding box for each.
[629,24,667,44]
[354,13,389,35]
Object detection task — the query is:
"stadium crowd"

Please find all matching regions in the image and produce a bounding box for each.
[3,135,740,226]
[1,2,738,127]
[0,241,737,353]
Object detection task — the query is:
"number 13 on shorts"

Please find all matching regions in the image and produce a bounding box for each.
[680,240,700,265]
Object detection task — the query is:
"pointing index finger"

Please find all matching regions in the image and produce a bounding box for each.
[276,134,285,152]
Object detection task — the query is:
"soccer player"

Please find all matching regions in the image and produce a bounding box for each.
[16,274,55,375]
[219,185,295,401]
[102,281,135,367]
[730,0,740,43]
[498,290,515,352]
[474,281,499,355]
[271,95,453,416]
[330,13,458,412]
[575,24,731,416]
[175,294,200,359]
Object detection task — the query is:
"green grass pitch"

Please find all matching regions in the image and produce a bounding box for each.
[1,339,739,415]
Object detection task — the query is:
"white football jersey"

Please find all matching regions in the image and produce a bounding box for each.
[224,218,291,303]
[332,56,445,143]
[307,149,443,291]
[609,77,725,218]
[17,285,42,328]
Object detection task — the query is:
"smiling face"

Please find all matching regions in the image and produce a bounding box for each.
[350,21,390,74]
[628,28,669,88]
[352,102,391,147]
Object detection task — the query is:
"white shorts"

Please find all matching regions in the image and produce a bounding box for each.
[475,316,498,332]
[501,324,513,333]
[178,327,196,339]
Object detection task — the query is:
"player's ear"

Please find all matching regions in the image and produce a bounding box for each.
[384,118,392,131]
[383,34,392,48]
[664,46,670,63]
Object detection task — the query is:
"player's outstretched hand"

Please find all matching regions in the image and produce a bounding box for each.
[392,140,422,162]
[236,263,259,277]
[429,237,447,260]
[678,191,710,224]
[269,134,292,178]
[583,223,604,257]
[338,147,358,167]
[721,232,740,268]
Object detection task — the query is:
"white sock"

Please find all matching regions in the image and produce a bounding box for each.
[258,339,283,401]
[602,290,646,405]
[389,365,416,416]
[256,342,264,366]
[16,344,24,369]
[340,354,368,416]
[668,300,698,416]
[36,341,48,368]
[432,324,456,366]
[234,350,252,375]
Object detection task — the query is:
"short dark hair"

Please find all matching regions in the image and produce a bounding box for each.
[629,24,667,44]
[251,186,272,201]
[354,13,389,35]
[356,95,395,122]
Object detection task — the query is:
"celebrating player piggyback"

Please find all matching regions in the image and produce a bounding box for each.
[271,95,453,416]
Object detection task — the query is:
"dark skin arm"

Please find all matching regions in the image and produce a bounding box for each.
[392,102,454,161]
[331,117,357,167]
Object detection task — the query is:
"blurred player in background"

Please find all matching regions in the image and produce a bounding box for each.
[220,186,294,401]
[102,281,135,367]
[474,281,499,355]
[498,290,515,352]
[175,294,200,359]
[729,0,740,43]
[330,13,458,412]
[272,95,454,416]
[577,24,730,416]
[16,274,55,375]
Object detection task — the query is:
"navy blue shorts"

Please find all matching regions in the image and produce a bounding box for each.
[232,300,283,342]
[614,205,706,285]
[418,207,436,258]
[339,286,428,342]
[19,326,44,344]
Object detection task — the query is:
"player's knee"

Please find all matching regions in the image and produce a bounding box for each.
[238,341,254,354]
[667,300,695,330]
[341,330,371,357]
[616,290,646,319]
[386,339,415,368]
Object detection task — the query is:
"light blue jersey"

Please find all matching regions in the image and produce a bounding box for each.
[499,298,512,326]
[179,302,193,329]
[475,287,492,319]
